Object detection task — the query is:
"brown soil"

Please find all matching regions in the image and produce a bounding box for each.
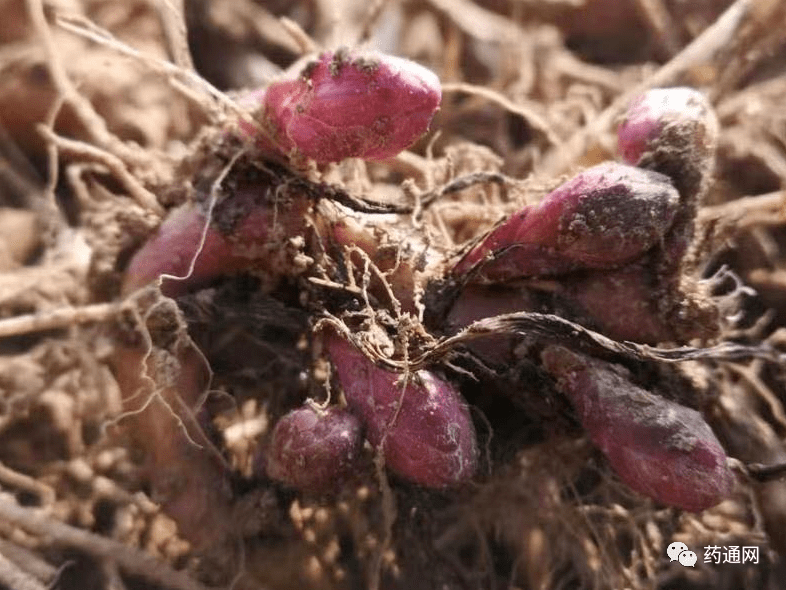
[1,1,785,589]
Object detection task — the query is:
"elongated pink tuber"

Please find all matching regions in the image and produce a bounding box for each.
[541,345,734,512]
[123,204,238,297]
[265,405,363,492]
[247,48,441,164]
[326,335,477,488]
[454,162,679,281]
[123,192,308,297]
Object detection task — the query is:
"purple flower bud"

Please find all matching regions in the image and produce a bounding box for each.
[541,345,734,512]
[265,405,363,492]
[252,48,441,164]
[326,336,477,488]
[454,162,679,281]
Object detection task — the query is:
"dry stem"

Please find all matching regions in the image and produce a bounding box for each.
[0,495,209,590]
[631,0,679,59]
[0,302,124,340]
[0,551,46,590]
[0,538,56,585]
[696,190,786,251]
[0,463,55,506]
[54,14,247,124]
[698,190,786,229]
[155,0,194,71]
[25,0,153,168]
[279,16,319,54]
[441,82,560,147]
[37,127,164,215]
[538,0,755,176]
[427,0,525,44]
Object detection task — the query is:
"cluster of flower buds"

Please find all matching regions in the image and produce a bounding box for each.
[444,86,733,510]
[451,87,720,344]
[123,48,442,297]
[120,56,735,517]
[119,49,469,498]
[260,335,478,491]
[324,335,478,488]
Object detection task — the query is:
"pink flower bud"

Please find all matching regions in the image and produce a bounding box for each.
[326,336,477,488]
[264,405,363,492]
[454,162,679,281]
[618,88,720,282]
[252,48,441,164]
[541,345,734,512]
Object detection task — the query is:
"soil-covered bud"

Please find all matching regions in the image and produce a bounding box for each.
[454,162,679,281]
[326,336,478,488]
[265,405,363,492]
[252,48,441,164]
[541,345,734,512]
[560,264,719,344]
[617,87,718,199]
[559,264,673,344]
